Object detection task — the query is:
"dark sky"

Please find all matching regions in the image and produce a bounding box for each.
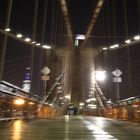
[0,0,140,100]
[0,0,139,46]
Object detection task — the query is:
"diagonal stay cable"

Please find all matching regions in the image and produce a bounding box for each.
[39,71,65,109]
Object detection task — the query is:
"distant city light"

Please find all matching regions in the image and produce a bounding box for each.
[86,99,91,103]
[5,28,11,32]
[125,39,131,44]
[26,67,30,70]
[25,37,31,42]
[107,99,112,104]
[65,95,71,100]
[16,33,22,38]
[29,102,34,105]
[59,97,63,100]
[90,98,96,101]
[79,102,84,106]
[42,45,51,49]
[87,104,96,107]
[49,103,53,106]
[134,35,140,40]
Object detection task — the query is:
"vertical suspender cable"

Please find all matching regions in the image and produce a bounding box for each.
[112,0,118,70]
[60,0,73,47]
[54,1,59,45]
[51,0,55,45]
[41,0,48,44]
[112,0,116,43]
[30,0,39,92]
[124,0,132,96]
[0,0,13,81]
[38,0,48,95]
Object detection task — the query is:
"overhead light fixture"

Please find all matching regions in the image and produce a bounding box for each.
[32,41,36,44]
[5,28,11,32]
[110,45,115,49]
[76,34,85,40]
[114,44,119,48]
[36,43,41,46]
[102,47,107,50]
[110,44,119,49]
[134,35,140,40]
[25,37,31,42]
[125,39,131,44]
[42,45,51,49]
[16,33,22,38]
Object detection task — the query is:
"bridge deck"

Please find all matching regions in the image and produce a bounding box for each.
[0,116,140,140]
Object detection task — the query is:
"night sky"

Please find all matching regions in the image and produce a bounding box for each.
[0,0,140,101]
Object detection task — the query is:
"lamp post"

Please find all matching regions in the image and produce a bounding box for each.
[112,69,122,101]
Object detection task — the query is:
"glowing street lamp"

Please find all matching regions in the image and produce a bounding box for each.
[134,35,140,40]
[5,28,11,32]
[16,33,22,38]
[14,99,25,105]
[102,47,107,50]
[110,44,119,49]
[42,45,51,49]
[125,39,131,44]
[36,43,41,46]
[32,41,36,44]
[25,37,31,42]
[95,70,106,81]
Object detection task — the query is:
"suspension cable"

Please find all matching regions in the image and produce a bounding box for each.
[81,0,105,47]
[60,0,73,47]
[0,0,13,80]
[30,0,39,92]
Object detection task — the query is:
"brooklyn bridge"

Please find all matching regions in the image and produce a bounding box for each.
[0,0,140,139]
